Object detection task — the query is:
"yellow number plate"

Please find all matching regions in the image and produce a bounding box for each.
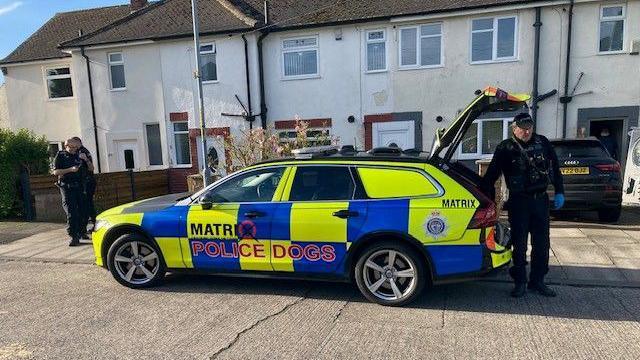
[560,167,589,175]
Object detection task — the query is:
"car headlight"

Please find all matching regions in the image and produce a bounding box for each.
[93,219,109,232]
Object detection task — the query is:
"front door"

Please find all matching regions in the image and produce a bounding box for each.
[275,165,361,274]
[115,140,139,170]
[623,128,640,206]
[373,120,415,150]
[186,166,289,271]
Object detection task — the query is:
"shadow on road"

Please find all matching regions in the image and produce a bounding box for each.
[142,266,640,323]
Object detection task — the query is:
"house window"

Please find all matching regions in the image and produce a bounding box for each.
[399,23,442,67]
[366,30,386,72]
[173,122,190,165]
[278,126,331,147]
[471,16,517,63]
[145,124,163,166]
[108,52,126,89]
[199,43,217,82]
[459,118,512,158]
[599,5,625,52]
[45,67,73,99]
[48,142,64,159]
[282,36,319,78]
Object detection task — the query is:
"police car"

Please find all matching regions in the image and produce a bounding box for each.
[92,87,525,306]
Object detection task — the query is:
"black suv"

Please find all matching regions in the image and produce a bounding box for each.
[549,138,622,222]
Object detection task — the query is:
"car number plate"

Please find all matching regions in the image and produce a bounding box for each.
[560,167,589,175]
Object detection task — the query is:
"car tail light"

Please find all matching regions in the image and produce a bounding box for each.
[485,227,497,251]
[595,162,621,172]
[468,202,497,229]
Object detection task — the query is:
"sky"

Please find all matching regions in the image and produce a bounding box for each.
[0,0,126,83]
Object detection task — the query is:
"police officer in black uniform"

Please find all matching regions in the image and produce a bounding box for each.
[53,138,84,246]
[72,137,96,235]
[482,113,565,298]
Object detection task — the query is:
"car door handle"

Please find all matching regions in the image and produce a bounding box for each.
[332,210,358,219]
[244,211,266,219]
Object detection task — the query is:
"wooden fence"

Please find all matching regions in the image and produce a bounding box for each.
[27,169,172,222]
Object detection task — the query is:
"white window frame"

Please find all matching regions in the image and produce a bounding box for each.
[48,142,64,159]
[199,42,218,83]
[398,23,444,70]
[470,16,518,64]
[172,121,191,167]
[365,29,387,73]
[44,65,73,100]
[598,4,626,54]
[281,35,320,80]
[457,118,511,160]
[143,123,164,168]
[108,52,126,91]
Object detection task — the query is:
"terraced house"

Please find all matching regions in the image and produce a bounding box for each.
[1,0,639,191]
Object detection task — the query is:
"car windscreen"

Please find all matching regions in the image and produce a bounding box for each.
[552,142,609,158]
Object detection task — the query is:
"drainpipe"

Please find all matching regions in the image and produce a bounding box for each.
[257,31,269,129]
[531,7,542,131]
[80,46,102,173]
[561,0,574,139]
[241,34,253,129]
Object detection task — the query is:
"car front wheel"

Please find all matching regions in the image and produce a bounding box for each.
[107,233,166,288]
[354,242,426,306]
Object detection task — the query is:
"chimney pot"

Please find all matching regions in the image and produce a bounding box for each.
[130,0,148,12]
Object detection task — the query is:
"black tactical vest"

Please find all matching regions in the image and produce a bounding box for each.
[505,135,551,194]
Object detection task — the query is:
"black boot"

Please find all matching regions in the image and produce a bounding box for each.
[511,283,527,298]
[68,238,80,247]
[528,282,557,297]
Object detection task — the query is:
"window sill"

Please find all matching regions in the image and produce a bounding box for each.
[172,164,193,169]
[365,69,388,74]
[470,58,519,65]
[202,80,219,85]
[110,88,127,92]
[597,50,626,56]
[398,64,444,71]
[281,74,321,81]
[47,96,74,102]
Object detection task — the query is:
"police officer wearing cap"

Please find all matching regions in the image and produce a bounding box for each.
[71,137,96,236]
[482,113,565,298]
[52,138,84,246]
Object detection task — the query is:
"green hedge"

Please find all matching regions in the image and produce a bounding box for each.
[0,129,50,217]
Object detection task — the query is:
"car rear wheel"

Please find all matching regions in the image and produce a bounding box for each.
[107,233,166,288]
[354,242,426,306]
[598,205,621,223]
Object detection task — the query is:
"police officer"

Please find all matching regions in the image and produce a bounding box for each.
[52,138,84,246]
[482,113,565,298]
[71,137,96,236]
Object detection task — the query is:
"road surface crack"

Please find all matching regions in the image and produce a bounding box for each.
[209,289,310,359]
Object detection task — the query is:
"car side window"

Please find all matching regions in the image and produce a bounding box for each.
[357,167,439,198]
[201,167,285,203]
[289,166,355,201]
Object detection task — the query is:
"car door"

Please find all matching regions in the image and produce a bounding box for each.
[273,165,362,274]
[186,166,290,271]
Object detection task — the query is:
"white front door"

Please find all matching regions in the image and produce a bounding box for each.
[623,128,640,206]
[115,140,140,171]
[372,121,415,150]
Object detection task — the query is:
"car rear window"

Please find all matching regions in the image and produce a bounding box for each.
[552,142,608,158]
[357,167,438,198]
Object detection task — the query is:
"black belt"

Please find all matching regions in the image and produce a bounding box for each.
[512,191,548,199]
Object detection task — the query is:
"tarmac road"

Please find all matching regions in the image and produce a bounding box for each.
[0,260,639,360]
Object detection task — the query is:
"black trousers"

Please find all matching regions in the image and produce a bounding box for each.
[59,185,83,240]
[81,179,97,228]
[507,192,550,284]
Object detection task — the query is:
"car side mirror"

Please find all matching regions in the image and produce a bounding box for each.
[198,196,214,210]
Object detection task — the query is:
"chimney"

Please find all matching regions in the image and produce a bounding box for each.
[130,0,148,12]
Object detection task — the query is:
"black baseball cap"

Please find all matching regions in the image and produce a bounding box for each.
[513,113,534,128]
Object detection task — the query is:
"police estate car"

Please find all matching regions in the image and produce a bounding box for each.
[92,87,525,306]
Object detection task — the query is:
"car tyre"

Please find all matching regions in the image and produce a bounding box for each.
[598,205,621,223]
[107,233,166,289]
[354,241,426,306]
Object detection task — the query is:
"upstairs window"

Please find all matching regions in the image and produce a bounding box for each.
[471,16,517,63]
[199,43,217,82]
[108,52,126,89]
[599,5,625,52]
[282,36,319,78]
[45,67,73,99]
[366,30,386,72]
[399,23,442,68]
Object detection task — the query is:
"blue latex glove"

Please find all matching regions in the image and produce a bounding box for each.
[554,193,565,210]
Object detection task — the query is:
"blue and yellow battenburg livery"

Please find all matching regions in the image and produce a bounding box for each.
[92,87,526,306]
